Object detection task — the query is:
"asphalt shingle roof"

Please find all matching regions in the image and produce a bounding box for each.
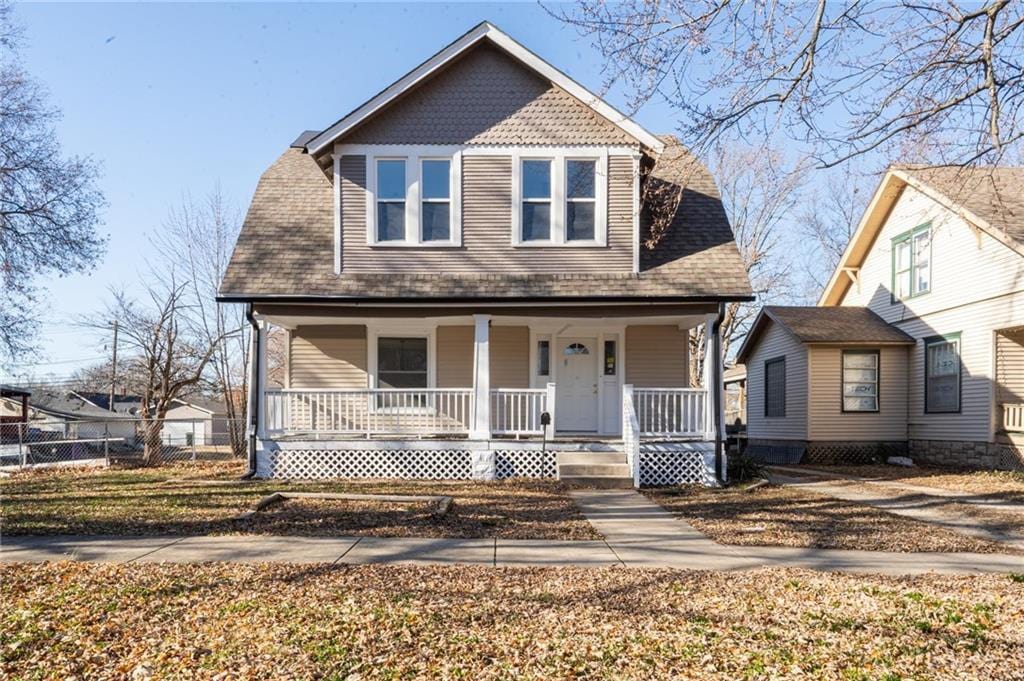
[900,166,1024,249]
[219,137,752,301]
[763,306,915,344]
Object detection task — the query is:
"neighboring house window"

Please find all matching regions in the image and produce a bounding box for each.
[377,337,428,389]
[892,223,931,300]
[514,152,607,246]
[361,147,461,246]
[925,334,961,413]
[566,160,596,241]
[842,350,879,412]
[421,159,451,242]
[521,159,552,241]
[764,357,786,418]
[376,159,406,242]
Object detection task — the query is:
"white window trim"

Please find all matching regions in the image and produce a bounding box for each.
[511,149,609,248]
[367,324,438,414]
[357,145,463,248]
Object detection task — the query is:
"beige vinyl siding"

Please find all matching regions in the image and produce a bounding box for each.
[839,186,1024,443]
[435,324,529,388]
[490,326,530,389]
[746,321,808,440]
[996,329,1024,406]
[807,346,909,441]
[625,325,689,387]
[895,290,1024,442]
[338,154,634,274]
[288,325,368,389]
[436,326,473,388]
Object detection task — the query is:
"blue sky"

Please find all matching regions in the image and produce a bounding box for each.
[7,1,753,382]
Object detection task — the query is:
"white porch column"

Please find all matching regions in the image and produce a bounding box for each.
[470,314,491,440]
[701,314,721,442]
[255,320,269,439]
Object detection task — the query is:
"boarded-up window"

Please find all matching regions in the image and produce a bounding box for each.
[842,350,879,412]
[925,335,961,413]
[764,357,786,418]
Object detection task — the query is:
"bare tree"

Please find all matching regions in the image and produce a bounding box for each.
[554,1,1024,168]
[95,280,233,465]
[0,1,106,361]
[801,165,874,297]
[689,145,806,383]
[151,188,249,457]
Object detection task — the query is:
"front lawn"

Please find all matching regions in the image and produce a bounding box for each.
[647,484,1021,554]
[809,464,1024,500]
[0,463,597,540]
[3,562,1022,679]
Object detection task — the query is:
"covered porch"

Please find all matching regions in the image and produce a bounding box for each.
[246,301,726,485]
[996,326,1024,444]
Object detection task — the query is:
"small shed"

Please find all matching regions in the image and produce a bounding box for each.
[736,306,915,464]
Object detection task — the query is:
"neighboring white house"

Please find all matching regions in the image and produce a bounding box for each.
[163,398,229,446]
[738,166,1024,471]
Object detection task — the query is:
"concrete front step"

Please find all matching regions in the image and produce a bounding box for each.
[558,463,631,477]
[556,451,627,465]
[559,475,635,489]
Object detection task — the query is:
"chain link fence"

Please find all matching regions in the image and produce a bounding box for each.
[0,417,248,469]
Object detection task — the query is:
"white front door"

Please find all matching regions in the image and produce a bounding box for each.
[555,337,599,432]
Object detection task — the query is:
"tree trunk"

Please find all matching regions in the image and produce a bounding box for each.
[142,419,165,466]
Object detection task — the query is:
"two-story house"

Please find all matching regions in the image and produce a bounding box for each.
[219,22,753,486]
[738,166,1024,471]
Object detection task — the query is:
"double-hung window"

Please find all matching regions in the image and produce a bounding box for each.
[521,160,552,242]
[566,160,596,241]
[515,153,606,246]
[364,148,461,246]
[892,224,931,300]
[925,334,961,413]
[420,159,451,242]
[376,159,407,242]
[842,350,879,412]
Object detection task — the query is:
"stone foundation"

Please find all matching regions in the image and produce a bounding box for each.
[909,439,1024,471]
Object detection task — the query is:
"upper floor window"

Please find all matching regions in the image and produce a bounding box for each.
[514,152,607,247]
[892,223,931,300]
[365,148,461,247]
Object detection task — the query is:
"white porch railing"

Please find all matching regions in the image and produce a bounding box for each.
[1003,403,1024,433]
[265,389,472,436]
[622,385,641,486]
[633,387,706,438]
[490,385,555,437]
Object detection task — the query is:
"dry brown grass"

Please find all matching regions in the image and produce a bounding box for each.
[647,484,1020,554]
[0,463,598,540]
[819,464,1024,499]
[3,562,1022,680]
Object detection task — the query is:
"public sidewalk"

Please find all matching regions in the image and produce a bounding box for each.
[3,491,1021,575]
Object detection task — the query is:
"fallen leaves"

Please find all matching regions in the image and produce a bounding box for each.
[2,562,1022,679]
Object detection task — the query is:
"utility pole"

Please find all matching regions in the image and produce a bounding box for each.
[109,320,119,412]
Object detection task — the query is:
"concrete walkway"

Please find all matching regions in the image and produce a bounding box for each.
[4,491,1021,575]
[768,468,1024,551]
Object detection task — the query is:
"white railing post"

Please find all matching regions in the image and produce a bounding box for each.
[256,321,269,440]
[622,384,640,487]
[471,314,491,440]
[545,382,557,438]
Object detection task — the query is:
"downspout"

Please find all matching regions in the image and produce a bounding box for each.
[243,303,260,479]
[712,303,726,485]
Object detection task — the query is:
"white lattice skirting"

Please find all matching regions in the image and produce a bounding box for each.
[258,447,474,480]
[639,444,719,487]
[495,450,557,479]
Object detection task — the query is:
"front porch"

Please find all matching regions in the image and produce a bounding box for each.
[247,303,727,486]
